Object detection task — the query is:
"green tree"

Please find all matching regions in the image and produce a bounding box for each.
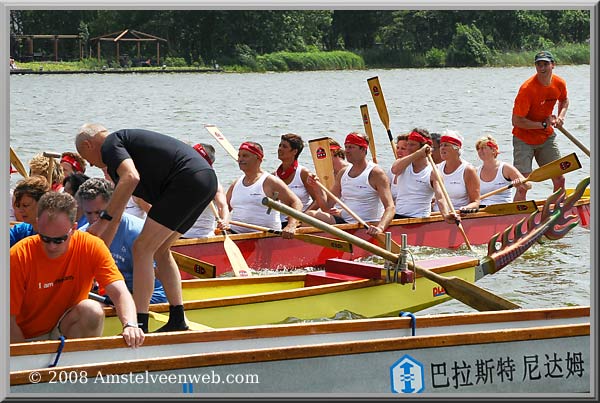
[446,23,491,66]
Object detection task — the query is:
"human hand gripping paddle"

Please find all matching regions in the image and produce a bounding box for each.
[313,179,402,253]
[229,220,353,253]
[367,76,397,159]
[480,153,582,201]
[10,146,29,178]
[426,154,474,251]
[261,196,520,311]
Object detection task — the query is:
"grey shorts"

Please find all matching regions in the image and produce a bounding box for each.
[512,134,561,175]
[25,307,72,341]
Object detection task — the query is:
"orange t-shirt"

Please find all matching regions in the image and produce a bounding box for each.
[10,230,124,339]
[512,74,568,145]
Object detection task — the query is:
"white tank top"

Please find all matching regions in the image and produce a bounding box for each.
[182,207,216,238]
[125,197,147,220]
[433,160,471,211]
[230,172,281,233]
[281,165,312,223]
[478,162,513,205]
[340,161,383,223]
[395,163,434,218]
[387,166,400,201]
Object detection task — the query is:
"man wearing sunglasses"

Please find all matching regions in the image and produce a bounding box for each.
[10,192,144,348]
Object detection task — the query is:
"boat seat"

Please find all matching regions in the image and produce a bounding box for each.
[324,258,382,279]
[304,270,366,287]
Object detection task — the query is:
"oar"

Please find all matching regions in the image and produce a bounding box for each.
[367,76,397,158]
[427,154,474,251]
[308,137,336,191]
[262,197,520,311]
[209,202,253,278]
[432,200,538,216]
[9,146,29,178]
[43,151,61,185]
[313,180,401,253]
[171,250,217,279]
[204,124,239,161]
[480,152,582,200]
[360,104,378,163]
[555,126,590,157]
[229,220,353,253]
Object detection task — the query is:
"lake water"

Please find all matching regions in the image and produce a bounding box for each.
[8,66,592,315]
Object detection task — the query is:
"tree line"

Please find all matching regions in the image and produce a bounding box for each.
[9,10,590,68]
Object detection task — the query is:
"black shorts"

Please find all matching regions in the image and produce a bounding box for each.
[333,215,347,225]
[147,169,218,234]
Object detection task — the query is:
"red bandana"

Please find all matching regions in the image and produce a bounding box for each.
[276,160,298,180]
[408,131,433,146]
[239,142,264,160]
[193,143,213,166]
[344,132,368,148]
[486,141,498,151]
[329,144,341,152]
[60,155,84,173]
[441,135,462,148]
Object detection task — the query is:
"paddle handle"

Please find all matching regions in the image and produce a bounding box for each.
[480,182,517,201]
[556,126,590,157]
[229,220,273,233]
[427,154,473,251]
[43,151,60,185]
[315,180,368,229]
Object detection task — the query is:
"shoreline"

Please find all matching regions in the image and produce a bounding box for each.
[9,67,223,75]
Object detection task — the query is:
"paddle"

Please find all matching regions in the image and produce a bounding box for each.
[9,146,29,178]
[204,124,239,161]
[43,151,61,185]
[313,180,401,253]
[261,196,520,311]
[308,137,336,191]
[480,152,582,200]
[427,154,474,251]
[171,250,217,279]
[229,220,353,253]
[209,202,253,278]
[360,104,378,163]
[367,76,397,158]
[556,126,590,157]
[431,200,538,216]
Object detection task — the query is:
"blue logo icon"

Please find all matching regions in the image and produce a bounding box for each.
[390,354,425,393]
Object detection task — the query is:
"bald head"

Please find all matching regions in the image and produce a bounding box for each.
[75,123,110,168]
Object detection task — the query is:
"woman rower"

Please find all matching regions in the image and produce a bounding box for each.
[10,176,50,246]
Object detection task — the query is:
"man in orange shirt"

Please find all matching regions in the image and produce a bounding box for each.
[511,50,569,200]
[10,192,144,348]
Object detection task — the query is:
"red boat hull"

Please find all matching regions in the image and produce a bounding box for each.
[171,200,590,278]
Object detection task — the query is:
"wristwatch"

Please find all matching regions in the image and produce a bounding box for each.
[541,120,548,129]
[123,321,138,330]
[99,210,113,221]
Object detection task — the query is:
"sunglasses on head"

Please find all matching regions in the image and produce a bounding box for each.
[39,229,73,244]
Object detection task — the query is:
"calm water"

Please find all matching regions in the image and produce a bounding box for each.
[9,66,592,314]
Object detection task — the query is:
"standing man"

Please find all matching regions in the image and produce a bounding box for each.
[10,192,144,347]
[511,50,569,200]
[75,124,218,333]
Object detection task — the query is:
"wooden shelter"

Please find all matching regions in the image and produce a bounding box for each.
[90,29,167,65]
[13,34,83,61]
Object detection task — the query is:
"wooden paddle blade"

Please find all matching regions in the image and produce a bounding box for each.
[295,233,353,253]
[223,234,253,277]
[480,200,538,215]
[360,104,377,163]
[308,137,335,191]
[527,152,581,183]
[367,76,390,129]
[204,124,239,161]
[422,271,520,311]
[172,251,216,278]
[10,146,29,178]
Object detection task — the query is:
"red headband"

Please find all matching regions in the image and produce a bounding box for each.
[193,143,213,166]
[239,142,264,160]
[440,135,462,148]
[485,141,498,151]
[60,155,84,173]
[344,133,368,148]
[329,144,341,151]
[10,165,17,174]
[407,131,433,146]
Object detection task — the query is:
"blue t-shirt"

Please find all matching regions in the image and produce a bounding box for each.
[10,222,36,247]
[77,214,88,229]
[81,213,167,304]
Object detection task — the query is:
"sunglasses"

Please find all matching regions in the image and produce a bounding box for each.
[39,229,73,244]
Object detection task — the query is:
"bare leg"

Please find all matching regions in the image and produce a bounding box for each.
[60,299,105,338]
[552,175,566,193]
[154,232,184,305]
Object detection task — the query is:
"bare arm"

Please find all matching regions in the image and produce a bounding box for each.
[104,280,145,348]
[503,163,532,191]
[300,168,329,211]
[391,146,428,175]
[462,165,481,210]
[368,167,395,234]
[512,113,546,130]
[264,175,304,237]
